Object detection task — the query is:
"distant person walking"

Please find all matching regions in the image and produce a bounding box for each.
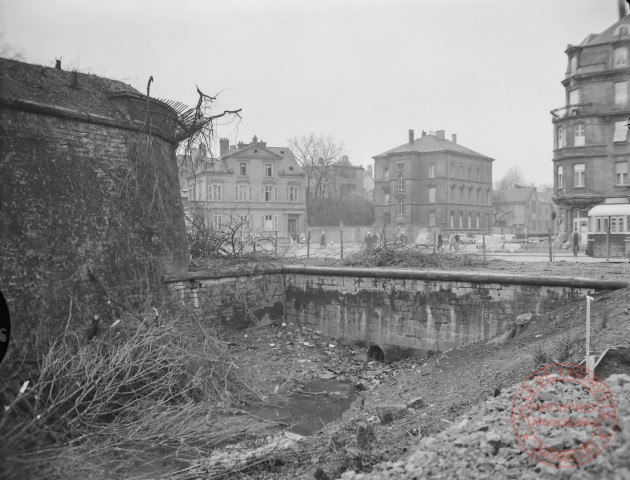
[449,233,456,251]
[320,231,326,250]
[454,233,460,251]
[572,229,580,257]
[437,233,443,252]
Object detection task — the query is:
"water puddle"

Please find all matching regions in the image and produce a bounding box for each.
[247,377,358,436]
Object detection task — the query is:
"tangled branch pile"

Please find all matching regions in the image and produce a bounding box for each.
[0,305,271,480]
[343,243,486,270]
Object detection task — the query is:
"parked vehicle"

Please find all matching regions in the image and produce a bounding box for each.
[476,235,505,251]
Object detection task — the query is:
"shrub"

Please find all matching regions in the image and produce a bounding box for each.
[0,305,269,479]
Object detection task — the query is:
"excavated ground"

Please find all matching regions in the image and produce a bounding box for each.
[189,258,630,480]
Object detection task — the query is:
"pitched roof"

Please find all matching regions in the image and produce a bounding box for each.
[579,14,630,46]
[374,133,493,160]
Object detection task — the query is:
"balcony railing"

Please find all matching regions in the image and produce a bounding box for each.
[551,102,630,119]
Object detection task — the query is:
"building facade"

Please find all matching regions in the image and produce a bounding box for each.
[492,187,559,237]
[373,129,494,234]
[332,155,366,197]
[184,136,307,237]
[551,13,630,233]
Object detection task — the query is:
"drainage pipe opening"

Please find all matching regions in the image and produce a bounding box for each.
[367,345,385,362]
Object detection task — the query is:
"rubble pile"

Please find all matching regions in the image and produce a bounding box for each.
[341,374,630,480]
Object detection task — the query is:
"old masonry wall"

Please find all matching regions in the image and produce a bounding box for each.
[165,266,627,361]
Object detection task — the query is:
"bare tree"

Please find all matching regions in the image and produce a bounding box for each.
[289,134,344,224]
[495,166,526,190]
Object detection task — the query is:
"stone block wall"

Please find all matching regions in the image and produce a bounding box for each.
[1,107,189,348]
[166,266,627,361]
[166,269,285,330]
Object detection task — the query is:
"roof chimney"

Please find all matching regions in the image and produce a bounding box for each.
[436,130,445,140]
[408,129,415,144]
[451,134,457,143]
[619,0,628,20]
[253,135,258,144]
[55,58,62,70]
[422,130,426,137]
[219,138,229,156]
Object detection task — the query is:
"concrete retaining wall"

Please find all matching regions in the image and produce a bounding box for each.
[165,266,627,360]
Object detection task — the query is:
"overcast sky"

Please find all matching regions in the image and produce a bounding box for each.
[0,0,619,186]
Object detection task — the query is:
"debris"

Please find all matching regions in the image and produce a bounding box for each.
[406,397,425,409]
[376,403,407,425]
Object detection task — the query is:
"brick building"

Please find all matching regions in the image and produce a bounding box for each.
[184,136,306,237]
[551,13,630,233]
[373,129,493,234]
[1,58,189,343]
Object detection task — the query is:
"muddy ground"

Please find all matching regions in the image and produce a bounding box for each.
[189,257,630,479]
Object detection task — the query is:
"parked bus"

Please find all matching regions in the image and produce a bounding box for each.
[585,201,630,257]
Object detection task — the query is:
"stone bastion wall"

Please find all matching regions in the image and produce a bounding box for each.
[165,266,627,361]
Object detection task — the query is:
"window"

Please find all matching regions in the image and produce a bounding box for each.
[262,214,278,231]
[614,47,628,67]
[459,213,463,229]
[569,55,577,74]
[476,189,481,204]
[468,167,472,180]
[450,211,454,228]
[574,164,585,187]
[557,127,566,148]
[383,212,391,224]
[397,163,405,191]
[476,213,480,229]
[614,121,628,142]
[265,163,273,177]
[429,211,436,226]
[384,188,390,204]
[429,186,436,203]
[612,216,618,233]
[468,213,472,229]
[234,185,253,202]
[476,168,480,181]
[460,165,464,178]
[616,162,628,185]
[261,185,278,202]
[397,199,404,215]
[615,81,629,104]
[574,124,585,147]
[557,166,564,189]
[287,186,299,202]
[384,167,389,180]
[208,183,223,201]
[240,215,251,230]
[429,163,436,178]
[212,214,223,231]
[569,89,579,106]
[239,162,247,175]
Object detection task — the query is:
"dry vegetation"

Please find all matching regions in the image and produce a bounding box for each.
[0,298,281,480]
